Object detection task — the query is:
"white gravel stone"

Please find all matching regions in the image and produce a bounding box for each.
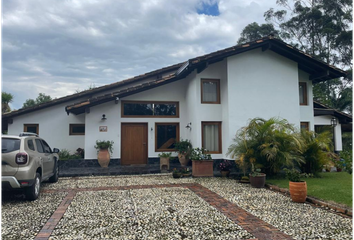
[2,192,67,240]
[50,188,253,240]
[197,178,353,240]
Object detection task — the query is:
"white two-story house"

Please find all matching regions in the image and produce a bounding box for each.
[2,36,349,164]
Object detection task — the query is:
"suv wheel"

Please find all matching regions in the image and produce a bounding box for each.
[25,173,41,201]
[49,161,59,183]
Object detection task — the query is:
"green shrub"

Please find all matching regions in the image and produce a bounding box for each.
[227,117,303,176]
[94,140,114,154]
[299,130,338,175]
[158,152,172,158]
[341,150,353,174]
[58,148,83,160]
[174,139,192,155]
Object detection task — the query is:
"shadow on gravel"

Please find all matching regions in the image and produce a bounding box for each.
[2,190,27,202]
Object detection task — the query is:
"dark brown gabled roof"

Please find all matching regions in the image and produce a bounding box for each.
[3,35,348,118]
[2,62,184,119]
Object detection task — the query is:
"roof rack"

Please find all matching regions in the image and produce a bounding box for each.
[19,132,39,137]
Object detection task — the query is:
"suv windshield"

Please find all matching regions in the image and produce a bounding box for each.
[2,138,21,153]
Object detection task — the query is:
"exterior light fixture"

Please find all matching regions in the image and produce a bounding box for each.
[185,122,192,130]
[101,114,107,120]
[330,117,337,127]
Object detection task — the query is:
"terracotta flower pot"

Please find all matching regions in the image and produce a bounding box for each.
[249,173,266,188]
[289,181,307,203]
[178,153,190,167]
[98,148,110,168]
[192,160,213,177]
[220,171,230,178]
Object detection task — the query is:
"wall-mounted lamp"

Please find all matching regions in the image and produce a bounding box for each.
[101,114,107,120]
[330,117,337,127]
[151,127,153,131]
[185,122,192,130]
[115,97,120,104]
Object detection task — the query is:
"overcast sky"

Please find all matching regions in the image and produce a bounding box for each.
[2,0,279,110]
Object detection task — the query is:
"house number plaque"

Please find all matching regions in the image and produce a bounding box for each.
[99,126,107,132]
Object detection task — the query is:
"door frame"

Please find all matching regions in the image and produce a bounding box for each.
[121,122,148,165]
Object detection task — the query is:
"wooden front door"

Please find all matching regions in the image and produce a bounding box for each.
[121,123,148,165]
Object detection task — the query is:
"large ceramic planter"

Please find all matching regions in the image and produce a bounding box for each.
[289,181,307,203]
[192,160,213,177]
[178,153,190,167]
[249,173,266,188]
[98,148,110,168]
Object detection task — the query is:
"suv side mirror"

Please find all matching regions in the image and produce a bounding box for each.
[53,148,60,153]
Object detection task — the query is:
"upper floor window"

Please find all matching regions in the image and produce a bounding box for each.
[122,101,179,118]
[299,82,307,105]
[201,79,220,104]
[70,124,85,135]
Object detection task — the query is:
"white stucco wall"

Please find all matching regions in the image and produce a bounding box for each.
[314,115,343,151]
[84,78,190,159]
[7,102,86,154]
[299,70,314,131]
[226,48,301,156]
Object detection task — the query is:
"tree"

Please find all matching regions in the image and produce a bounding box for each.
[2,92,13,113]
[23,93,52,108]
[237,22,280,44]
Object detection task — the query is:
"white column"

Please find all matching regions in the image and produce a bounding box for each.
[334,123,342,151]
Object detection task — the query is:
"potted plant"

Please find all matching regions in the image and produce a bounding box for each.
[94,140,114,168]
[158,152,172,171]
[190,147,213,177]
[284,168,307,203]
[219,160,232,177]
[175,139,192,167]
[172,168,182,178]
[239,176,250,183]
[249,167,266,188]
[181,167,191,177]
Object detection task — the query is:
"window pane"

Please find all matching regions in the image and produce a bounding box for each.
[156,124,177,150]
[124,103,153,115]
[202,81,217,102]
[2,138,20,153]
[27,139,35,151]
[123,102,178,117]
[42,140,52,153]
[154,103,177,116]
[35,139,44,153]
[299,85,304,104]
[203,124,219,152]
[71,124,85,135]
[26,126,37,134]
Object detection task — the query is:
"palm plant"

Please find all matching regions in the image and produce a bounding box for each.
[227,117,303,176]
[299,130,338,175]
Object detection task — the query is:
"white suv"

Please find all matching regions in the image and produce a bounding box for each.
[2,133,59,200]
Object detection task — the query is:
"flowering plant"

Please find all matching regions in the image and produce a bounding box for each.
[189,147,212,161]
[219,160,232,171]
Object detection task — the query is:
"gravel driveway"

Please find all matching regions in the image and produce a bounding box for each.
[2,174,352,240]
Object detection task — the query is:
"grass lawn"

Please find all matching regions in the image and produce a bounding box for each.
[266,172,352,207]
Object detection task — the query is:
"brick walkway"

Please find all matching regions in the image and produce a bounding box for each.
[36,183,293,240]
